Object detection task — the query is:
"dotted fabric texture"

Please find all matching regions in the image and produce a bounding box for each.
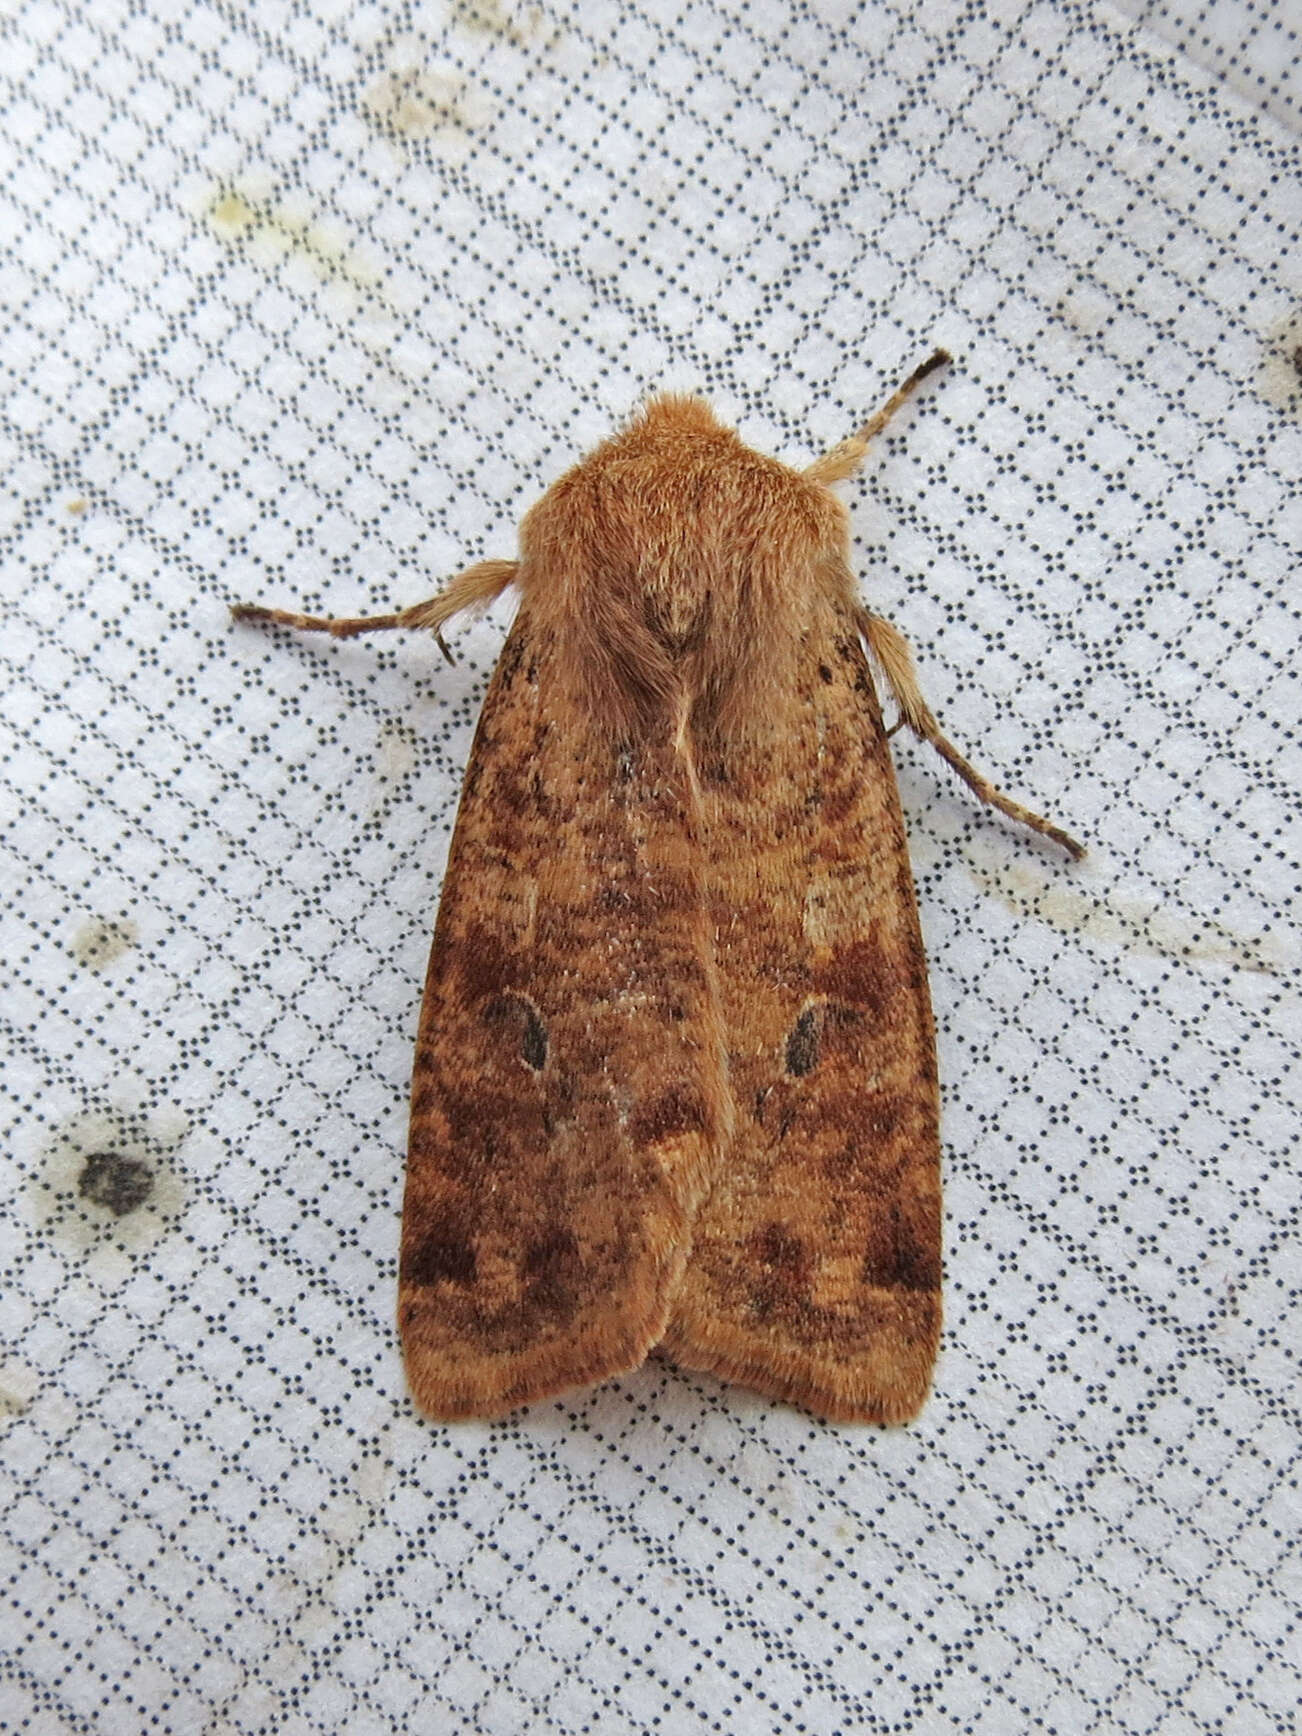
[2,2,1299,1733]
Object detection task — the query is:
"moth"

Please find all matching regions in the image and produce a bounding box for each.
[234,353,1082,1423]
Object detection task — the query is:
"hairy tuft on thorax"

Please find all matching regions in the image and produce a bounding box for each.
[517,395,854,740]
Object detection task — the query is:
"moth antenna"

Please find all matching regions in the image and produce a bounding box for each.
[805,350,950,485]
[231,559,519,657]
[859,607,1086,861]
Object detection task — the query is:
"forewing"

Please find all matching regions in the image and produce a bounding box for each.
[399,606,724,1418]
[661,605,942,1422]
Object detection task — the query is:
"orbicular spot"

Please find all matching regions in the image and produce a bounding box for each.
[785,1007,822,1077]
[818,662,834,684]
[77,1151,154,1217]
[483,992,548,1072]
[402,1224,477,1287]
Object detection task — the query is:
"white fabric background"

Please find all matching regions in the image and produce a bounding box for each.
[2,1,1299,1732]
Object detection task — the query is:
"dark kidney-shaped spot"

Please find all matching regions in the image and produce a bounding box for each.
[785,1000,869,1078]
[785,1007,822,1077]
[77,1152,155,1217]
[520,1006,547,1070]
[483,992,548,1071]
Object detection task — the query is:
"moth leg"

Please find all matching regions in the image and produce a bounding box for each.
[805,350,951,485]
[859,606,1087,861]
[231,558,519,664]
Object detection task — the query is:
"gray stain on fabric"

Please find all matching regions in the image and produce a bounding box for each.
[35,1107,189,1257]
[70,917,138,972]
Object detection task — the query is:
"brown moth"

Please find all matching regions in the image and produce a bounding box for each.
[234,353,1083,1423]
